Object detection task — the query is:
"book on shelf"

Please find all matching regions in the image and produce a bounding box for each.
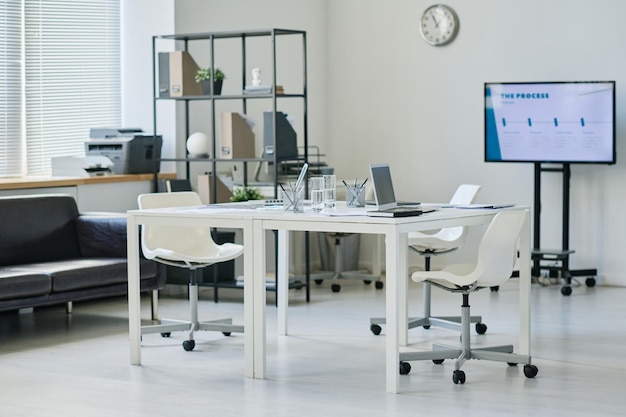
[243,85,284,95]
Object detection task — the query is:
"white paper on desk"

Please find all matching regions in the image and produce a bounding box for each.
[322,208,368,216]
[455,204,515,209]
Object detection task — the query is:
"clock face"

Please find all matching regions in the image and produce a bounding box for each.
[420,4,459,46]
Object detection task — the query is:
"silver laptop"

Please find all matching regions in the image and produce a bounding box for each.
[368,163,423,217]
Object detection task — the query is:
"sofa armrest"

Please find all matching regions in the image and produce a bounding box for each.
[75,213,128,258]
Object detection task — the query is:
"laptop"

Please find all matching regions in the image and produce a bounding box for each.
[367,163,429,217]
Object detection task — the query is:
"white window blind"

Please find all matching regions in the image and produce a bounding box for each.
[0,1,22,177]
[23,0,121,176]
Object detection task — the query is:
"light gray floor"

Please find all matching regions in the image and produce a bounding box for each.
[0,277,624,416]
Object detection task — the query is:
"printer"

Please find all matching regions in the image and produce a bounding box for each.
[85,128,163,175]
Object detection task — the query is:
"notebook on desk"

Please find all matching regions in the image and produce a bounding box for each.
[367,163,429,218]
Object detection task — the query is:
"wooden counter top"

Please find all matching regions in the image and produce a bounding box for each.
[0,173,176,191]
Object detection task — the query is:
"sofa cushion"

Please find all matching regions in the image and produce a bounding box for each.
[0,269,51,300]
[0,194,82,266]
[9,258,158,292]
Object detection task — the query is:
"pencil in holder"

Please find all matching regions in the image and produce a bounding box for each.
[345,183,366,208]
[282,188,304,213]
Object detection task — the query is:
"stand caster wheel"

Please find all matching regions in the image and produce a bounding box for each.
[375,281,384,290]
[452,370,466,384]
[364,280,372,285]
[523,364,539,378]
[585,277,596,287]
[490,286,499,292]
[399,361,411,375]
[160,332,171,338]
[314,279,324,285]
[433,359,444,365]
[222,332,231,337]
[475,322,488,334]
[561,286,572,296]
[370,324,382,335]
[331,283,341,293]
[182,339,196,351]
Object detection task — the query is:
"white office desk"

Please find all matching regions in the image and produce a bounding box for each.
[127,204,531,394]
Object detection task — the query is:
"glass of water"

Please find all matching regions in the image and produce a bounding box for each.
[323,174,336,209]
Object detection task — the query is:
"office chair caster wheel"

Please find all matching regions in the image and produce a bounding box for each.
[561,286,572,296]
[507,362,518,366]
[160,332,171,338]
[315,279,324,285]
[182,340,196,351]
[375,281,384,290]
[523,364,539,378]
[423,325,431,329]
[433,359,445,365]
[222,332,231,337]
[475,322,488,334]
[452,370,466,384]
[490,286,499,292]
[370,324,382,335]
[399,361,412,375]
[585,277,596,287]
[364,280,372,285]
[331,283,341,293]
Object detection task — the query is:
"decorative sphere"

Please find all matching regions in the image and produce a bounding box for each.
[186,132,210,157]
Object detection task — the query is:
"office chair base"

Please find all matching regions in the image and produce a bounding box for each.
[309,270,383,293]
[369,315,484,335]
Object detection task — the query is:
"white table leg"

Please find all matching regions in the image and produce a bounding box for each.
[242,219,255,378]
[253,219,267,378]
[127,216,141,365]
[519,210,531,356]
[277,229,289,335]
[385,228,407,394]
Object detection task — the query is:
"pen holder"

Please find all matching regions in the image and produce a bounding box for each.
[283,188,304,213]
[345,184,366,208]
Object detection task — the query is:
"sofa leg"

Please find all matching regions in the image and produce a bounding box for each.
[151,289,159,321]
[66,301,73,314]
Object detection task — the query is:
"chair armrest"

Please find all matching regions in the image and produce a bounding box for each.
[75,213,128,258]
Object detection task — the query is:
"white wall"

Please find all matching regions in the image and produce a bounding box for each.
[122,0,626,286]
[326,0,626,286]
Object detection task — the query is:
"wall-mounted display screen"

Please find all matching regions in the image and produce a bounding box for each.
[484,81,616,164]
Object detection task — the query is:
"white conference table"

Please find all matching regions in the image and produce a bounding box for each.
[127,203,531,394]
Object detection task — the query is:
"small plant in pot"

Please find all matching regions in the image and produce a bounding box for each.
[195,67,225,95]
[230,186,264,202]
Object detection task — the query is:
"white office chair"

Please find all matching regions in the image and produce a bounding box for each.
[370,184,482,335]
[398,210,538,384]
[138,191,244,351]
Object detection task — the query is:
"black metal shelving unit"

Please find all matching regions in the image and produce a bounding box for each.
[150,28,310,301]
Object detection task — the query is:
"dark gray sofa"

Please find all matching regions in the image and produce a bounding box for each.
[0,194,165,313]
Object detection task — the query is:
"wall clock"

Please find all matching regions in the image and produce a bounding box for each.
[420,4,459,46]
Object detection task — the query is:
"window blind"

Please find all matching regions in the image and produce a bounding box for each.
[24,0,120,176]
[0,1,22,177]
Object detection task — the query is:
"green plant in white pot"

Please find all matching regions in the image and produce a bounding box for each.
[195,67,225,95]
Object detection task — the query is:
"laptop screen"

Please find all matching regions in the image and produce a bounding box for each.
[369,163,397,210]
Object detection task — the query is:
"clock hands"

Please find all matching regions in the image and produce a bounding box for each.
[430,11,440,28]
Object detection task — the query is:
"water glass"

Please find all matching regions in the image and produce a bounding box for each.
[311,189,324,213]
[323,174,336,209]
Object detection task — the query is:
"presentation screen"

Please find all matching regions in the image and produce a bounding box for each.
[484,81,616,164]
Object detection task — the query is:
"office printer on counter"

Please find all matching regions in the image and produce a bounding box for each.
[51,155,114,177]
[85,128,162,174]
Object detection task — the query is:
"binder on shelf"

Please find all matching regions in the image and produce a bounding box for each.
[197,173,233,204]
[220,112,256,159]
[263,111,298,160]
[157,52,170,97]
[160,51,202,97]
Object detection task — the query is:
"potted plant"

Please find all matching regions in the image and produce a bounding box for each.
[230,186,264,202]
[195,67,225,95]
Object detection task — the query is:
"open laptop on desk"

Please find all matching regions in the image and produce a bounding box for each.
[367,163,431,218]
